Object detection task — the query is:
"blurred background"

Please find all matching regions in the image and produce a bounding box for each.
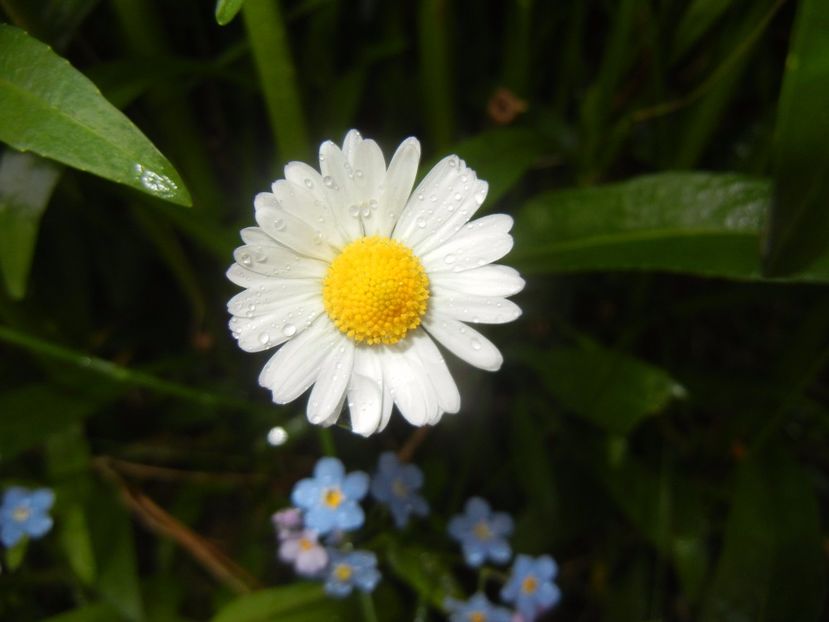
[0,0,828,620]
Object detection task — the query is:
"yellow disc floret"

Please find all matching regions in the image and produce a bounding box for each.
[323,236,430,345]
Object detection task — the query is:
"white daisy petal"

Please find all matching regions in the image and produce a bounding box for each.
[410,330,460,414]
[271,178,346,248]
[341,129,363,164]
[232,244,328,279]
[239,226,273,246]
[258,316,340,403]
[254,201,337,262]
[376,137,420,237]
[226,265,321,292]
[422,313,504,371]
[227,280,320,315]
[381,343,440,426]
[378,383,395,432]
[230,295,323,352]
[307,336,355,424]
[319,141,363,240]
[346,348,384,436]
[429,265,525,297]
[420,214,514,273]
[395,155,488,255]
[430,293,522,324]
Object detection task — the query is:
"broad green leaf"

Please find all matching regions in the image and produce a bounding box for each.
[764,0,829,274]
[212,583,357,622]
[450,127,550,206]
[40,603,125,622]
[0,149,61,298]
[0,24,191,206]
[700,450,826,621]
[512,172,829,281]
[215,0,246,25]
[385,542,463,611]
[88,482,144,621]
[0,384,110,460]
[518,345,685,434]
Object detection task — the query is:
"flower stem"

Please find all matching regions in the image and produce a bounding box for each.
[359,591,379,622]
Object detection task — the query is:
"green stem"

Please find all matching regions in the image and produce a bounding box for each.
[242,0,309,163]
[418,0,454,150]
[318,428,337,457]
[0,324,306,437]
[359,591,379,622]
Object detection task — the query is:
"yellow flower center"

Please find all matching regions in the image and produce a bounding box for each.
[469,612,487,622]
[334,563,353,582]
[323,236,429,345]
[323,487,344,508]
[392,478,408,498]
[12,506,30,522]
[521,575,538,594]
[473,520,492,541]
[299,538,314,551]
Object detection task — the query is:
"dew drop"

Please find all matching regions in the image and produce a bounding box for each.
[417,193,424,201]
[349,205,361,218]
[361,206,372,218]
[355,169,364,179]
[240,253,252,266]
[416,216,427,228]
[273,218,286,231]
[444,253,456,264]
[283,323,297,337]
[471,338,482,351]
[323,175,336,189]
[304,178,314,189]
[259,333,270,345]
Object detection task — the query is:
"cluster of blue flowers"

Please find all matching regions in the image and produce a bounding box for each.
[0,486,55,549]
[273,453,562,620]
[446,497,561,621]
[274,452,429,597]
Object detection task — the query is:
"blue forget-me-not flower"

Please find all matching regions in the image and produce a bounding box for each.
[324,549,380,597]
[448,497,513,567]
[500,554,561,621]
[291,457,369,535]
[0,487,55,548]
[370,451,429,528]
[445,592,513,622]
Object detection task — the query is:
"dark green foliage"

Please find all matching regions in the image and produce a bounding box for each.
[0,0,827,620]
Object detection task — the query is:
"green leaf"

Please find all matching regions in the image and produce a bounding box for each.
[700,450,826,621]
[764,0,829,274]
[212,583,357,622]
[519,344,685,434]
[0,383,111,460]
[384,542,463,611]
[0,149,61,298]
[0,24,191,206]
[512,172,829,281]
[215,0,246,25]
[672,0,736,60]
[450,127,550,207]
[40,603,126,622]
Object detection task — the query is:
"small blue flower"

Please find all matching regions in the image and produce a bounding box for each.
[448,497,513,567]
[370,452,429,528]
[445,592,513,622]
[324,549,380,598]
[291,457,368,535]
[500,554,561,621]
[0,487,55,548]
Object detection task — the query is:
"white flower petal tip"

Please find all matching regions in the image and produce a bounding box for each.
[227,130,523,436]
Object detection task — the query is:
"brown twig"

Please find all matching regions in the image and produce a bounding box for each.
[93,457,260,594]
[102,456,262,485]
[397,427,431,463]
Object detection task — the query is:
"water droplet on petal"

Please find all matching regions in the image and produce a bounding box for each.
[471,338,482,351]
[355,169,364,179]
[283,323,297,337]
[323,175,336,189]
[304,178,314,189]
[416,217,427,228]
[444,253,456,265]
[273,218,286,231]
[259,333,270,345]
[240,253,252,266]
[349,205,361,218]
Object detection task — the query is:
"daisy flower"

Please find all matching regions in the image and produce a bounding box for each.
[227,130,524,435]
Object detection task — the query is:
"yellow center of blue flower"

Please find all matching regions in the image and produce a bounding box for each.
[521,575,538,594]
[469,612,487,622]
[323,487,344,508]
[299,538,314,551]
[473,520,492,540]
[334,563,353,582]
[12,506,30,522]
[392,478,408,498]
[323,236,429,345]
